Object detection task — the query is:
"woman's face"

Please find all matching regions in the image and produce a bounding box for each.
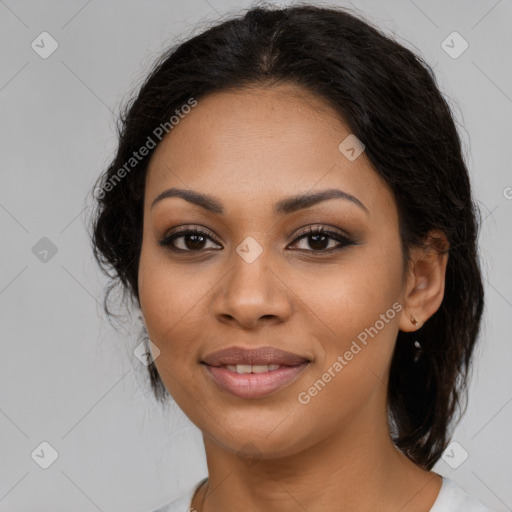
[138,84,408,458]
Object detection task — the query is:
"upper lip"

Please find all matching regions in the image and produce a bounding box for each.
[202,346,310,367]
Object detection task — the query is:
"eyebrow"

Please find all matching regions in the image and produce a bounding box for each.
[150,187,368,215]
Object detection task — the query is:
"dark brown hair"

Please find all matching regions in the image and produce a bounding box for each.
[89,3,485,470]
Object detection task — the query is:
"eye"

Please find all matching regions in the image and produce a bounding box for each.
[158,227,221,252]
[288,226,355,252]
[158,225,356,254]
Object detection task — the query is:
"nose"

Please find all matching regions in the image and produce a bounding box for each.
[211,245,293,330]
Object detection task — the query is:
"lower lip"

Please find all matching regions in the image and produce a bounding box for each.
[203,363,310,399]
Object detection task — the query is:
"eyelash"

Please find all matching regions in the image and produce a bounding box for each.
[158,225,356,254]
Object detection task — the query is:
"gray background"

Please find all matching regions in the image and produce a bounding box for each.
[1,0,511,510]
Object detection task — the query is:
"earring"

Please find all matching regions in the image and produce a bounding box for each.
[410,315,419,327]
[413,340,422,362]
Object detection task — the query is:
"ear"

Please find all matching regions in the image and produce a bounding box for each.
[399,229,449,332]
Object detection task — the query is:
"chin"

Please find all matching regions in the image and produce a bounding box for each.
[202,413,313,460]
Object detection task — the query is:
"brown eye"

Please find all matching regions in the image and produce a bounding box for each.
[158,225,355,255]
[159,228,221,252]
[289,226,355,252]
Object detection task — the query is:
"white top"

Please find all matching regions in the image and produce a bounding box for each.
[152,475,494,512]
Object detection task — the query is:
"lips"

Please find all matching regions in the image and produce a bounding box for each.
[201,346,310,367]
[201,346,311,399]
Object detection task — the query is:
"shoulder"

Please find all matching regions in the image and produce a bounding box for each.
[151,477,207,512]
[150,475,495,512]
[430,476,494,512]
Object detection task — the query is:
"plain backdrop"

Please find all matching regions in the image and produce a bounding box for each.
[1,0,511,510]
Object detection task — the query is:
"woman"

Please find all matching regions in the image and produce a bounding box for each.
[90,4,492,511]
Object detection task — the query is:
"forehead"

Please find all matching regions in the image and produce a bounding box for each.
[145,84,393,217]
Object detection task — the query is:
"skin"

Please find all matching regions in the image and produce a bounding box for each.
[138,83,449,512]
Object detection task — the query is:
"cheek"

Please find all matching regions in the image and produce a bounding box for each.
[138,233,202,327]
[137,243,203,371]
[266,278,401,455]
[138,258,203,404]
[293,246,403,394]
[293,251,402,342]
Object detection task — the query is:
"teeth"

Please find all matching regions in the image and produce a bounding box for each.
[224,364,281,373]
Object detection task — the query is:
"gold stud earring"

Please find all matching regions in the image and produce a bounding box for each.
[410,315,419,327]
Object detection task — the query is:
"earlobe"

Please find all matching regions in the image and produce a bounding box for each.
[400,312,423,333]
[410,315,420,328]
[399,230,449,332]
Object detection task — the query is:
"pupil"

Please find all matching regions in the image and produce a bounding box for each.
[310,234,328,250]
[186,234,205,250]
